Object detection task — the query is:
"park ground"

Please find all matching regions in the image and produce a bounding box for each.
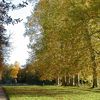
[2,85,100,100]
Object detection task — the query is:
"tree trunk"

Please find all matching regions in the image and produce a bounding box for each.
[62,76,65,86]
[0,64,3,82]
[92,67,97,88]
[85,33,97,88]
[57,76,61,86]
[66,75,70,86]
[62,74,71,86]
[0,71,2,81]
[69,75,74,86]
[74,73,79,86]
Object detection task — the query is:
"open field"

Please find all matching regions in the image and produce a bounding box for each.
[3,86,100,100]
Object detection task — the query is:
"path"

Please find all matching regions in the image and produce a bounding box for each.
[0,87,8,100]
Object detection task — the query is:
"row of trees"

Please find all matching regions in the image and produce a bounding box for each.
[3,61,20,84]
[25,0,100,87]
[2,63,53,85]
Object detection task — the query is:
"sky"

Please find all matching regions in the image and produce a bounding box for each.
[5,0,38,65]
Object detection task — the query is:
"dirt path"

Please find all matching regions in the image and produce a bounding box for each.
[0,87,8,100]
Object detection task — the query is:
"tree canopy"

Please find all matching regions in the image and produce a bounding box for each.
[25,0,100,87]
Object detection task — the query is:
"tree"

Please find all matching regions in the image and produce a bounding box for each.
[67,0,100,88]
[25,0,100,87]
[0,0,11,81]
[2,64,12,84]
[10,61,20,83]
[25,0,84,85]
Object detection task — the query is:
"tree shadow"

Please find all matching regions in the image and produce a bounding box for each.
[4,87,88,98]
[75,87,100,93]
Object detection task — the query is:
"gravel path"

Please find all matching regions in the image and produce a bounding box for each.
[0,87,8,100]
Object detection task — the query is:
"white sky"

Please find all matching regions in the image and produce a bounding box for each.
[5,0,37,65]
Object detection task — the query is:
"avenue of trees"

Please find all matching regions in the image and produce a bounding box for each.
[0,0,100,88]
[25,0,100,88]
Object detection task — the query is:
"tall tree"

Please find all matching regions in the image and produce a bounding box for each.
[26,0,85,83]
[67,0,100,87]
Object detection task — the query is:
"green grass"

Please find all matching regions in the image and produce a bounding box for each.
[3,85,100,100]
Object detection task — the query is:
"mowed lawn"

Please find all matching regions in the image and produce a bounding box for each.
[3,85,100,100]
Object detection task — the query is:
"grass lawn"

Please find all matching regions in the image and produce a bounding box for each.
[3,85,100,100]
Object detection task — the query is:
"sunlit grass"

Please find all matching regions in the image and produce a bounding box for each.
[3,85,100,100]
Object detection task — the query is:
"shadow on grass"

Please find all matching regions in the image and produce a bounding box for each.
[74,87,100,93]
[3,87,88,98]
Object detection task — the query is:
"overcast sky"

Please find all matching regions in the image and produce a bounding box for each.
[5,0,38,65]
